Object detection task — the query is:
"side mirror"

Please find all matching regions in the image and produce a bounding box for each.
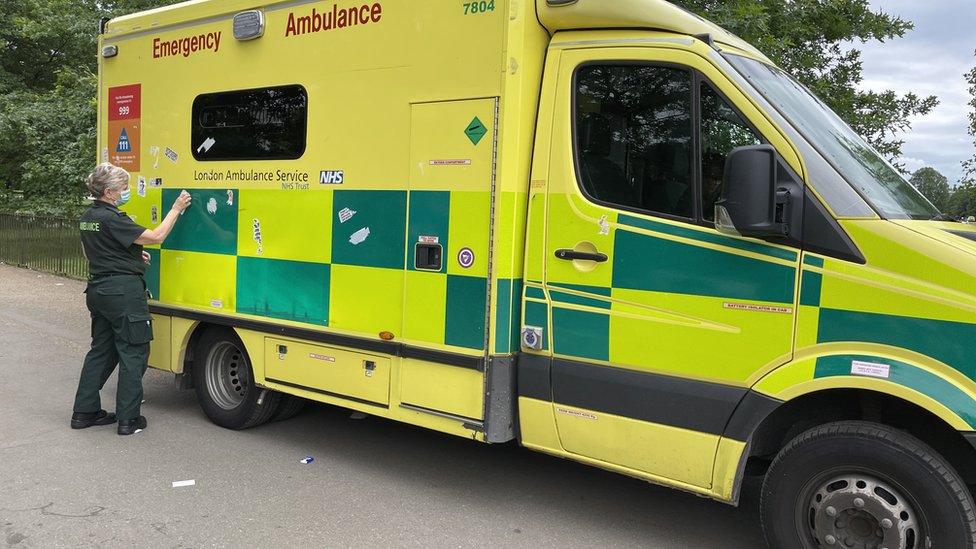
[715,145,791,238]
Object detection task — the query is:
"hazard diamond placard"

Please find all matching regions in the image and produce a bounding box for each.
[107,84,141,172]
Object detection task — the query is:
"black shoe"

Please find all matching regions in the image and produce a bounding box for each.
[117,415,147,436]
[70,410,117,430]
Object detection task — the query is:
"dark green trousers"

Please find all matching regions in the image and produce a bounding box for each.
[73,275,153,421]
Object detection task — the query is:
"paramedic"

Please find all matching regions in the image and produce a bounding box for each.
[71,163,192,435]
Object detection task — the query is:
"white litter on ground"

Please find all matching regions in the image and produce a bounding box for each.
[172,479,195,488]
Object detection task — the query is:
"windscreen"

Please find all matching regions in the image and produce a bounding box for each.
[727,55,940,220]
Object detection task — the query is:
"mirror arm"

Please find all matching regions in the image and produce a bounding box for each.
[774,188,792,236]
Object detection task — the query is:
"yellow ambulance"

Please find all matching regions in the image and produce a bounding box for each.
[99,0,976,545]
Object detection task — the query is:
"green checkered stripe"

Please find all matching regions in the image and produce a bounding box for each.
[526,213,798,361]
[800,253,976,382]
[147,188,492,351]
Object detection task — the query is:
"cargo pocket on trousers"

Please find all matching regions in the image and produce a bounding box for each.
[96,287,126,296]
[122,312,154,344]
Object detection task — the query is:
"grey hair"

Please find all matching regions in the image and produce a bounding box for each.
[87,163,130,198]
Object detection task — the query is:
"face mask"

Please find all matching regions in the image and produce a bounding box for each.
[116,188,131,207]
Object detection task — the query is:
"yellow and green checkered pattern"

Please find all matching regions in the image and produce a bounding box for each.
[528,192,799,384]
[139,187,498,352]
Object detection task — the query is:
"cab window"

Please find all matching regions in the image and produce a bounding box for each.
[575,64,695,219]
[574,64,764,224]
[700,83,762,221]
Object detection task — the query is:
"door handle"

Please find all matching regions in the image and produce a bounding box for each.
[554,249,608,263]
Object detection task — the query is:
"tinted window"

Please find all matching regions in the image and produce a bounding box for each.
[700,83,762,220]
[575,65,694,218]
[192,85,307,161]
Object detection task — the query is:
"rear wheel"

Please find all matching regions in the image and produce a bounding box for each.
[272,394,307,422]
[193,327,280,430]
[761,421,976,549]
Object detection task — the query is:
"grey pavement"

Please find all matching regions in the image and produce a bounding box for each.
[0,263,765,548]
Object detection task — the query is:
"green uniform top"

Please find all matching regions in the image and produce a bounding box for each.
[79,201,147,279]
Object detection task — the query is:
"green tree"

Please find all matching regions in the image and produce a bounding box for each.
[964,50,976,180]
[947,180,976,220]
[0,0,179,213]
[909,167,950,212]
[674,0,938,169]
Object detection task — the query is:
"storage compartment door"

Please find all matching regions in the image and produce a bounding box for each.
[402,99,497,353]
[264,338,391,406]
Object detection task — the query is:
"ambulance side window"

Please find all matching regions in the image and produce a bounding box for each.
[700,83,762,221]
[192,85,308,161]
[575,64,695,219]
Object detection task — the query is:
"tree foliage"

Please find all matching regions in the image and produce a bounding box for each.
[673,0,938,168]
[909,167,950,213]
[0,0,180,214]
[964,50,976,180]
[947,181,976,221]
[0,0,951,215]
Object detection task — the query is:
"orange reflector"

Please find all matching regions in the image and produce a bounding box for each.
[379,331,395,341]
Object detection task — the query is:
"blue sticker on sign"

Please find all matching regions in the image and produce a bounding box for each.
[116,128,132,153]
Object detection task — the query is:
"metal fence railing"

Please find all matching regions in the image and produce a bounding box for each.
[0,212,88,280]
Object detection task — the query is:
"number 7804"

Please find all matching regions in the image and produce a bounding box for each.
[463,1,495,15]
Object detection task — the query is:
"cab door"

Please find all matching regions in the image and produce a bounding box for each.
[542,46,801,489]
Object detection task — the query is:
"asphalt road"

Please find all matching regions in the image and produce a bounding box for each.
[0,263,765,548]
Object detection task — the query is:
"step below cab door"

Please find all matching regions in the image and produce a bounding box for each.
[540,44,801,489]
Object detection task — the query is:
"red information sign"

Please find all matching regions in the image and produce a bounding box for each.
[108,84,141,121]
[107,84,141,171]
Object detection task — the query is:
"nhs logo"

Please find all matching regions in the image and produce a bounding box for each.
[319,170,344,184]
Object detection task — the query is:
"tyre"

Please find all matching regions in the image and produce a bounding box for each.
[761,420,976,549]
[193,327,280,430]
[271,394,307,422]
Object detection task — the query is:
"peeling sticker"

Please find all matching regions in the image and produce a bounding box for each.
[206,197,217,215]
[197,137,216,154]
[598,215,609,236]
[338,207,357,224]
[851,360,890,379]
[349,227,370,245]
[419,235,439,244]
[150,205,159,224]
[210,299,223,309]
[149,177,163,188]
[137,176,147,197]
[252,219,263,254]
[226,189,234,206]
[164,147,178,163]
[149,146,160,169]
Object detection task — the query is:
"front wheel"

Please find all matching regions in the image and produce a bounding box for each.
[193,327,280,430]
[761,421,976,549]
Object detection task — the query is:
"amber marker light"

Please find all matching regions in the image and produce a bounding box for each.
[379,331,395,341]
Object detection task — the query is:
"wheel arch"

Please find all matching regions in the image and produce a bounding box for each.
[721,349,976,504]
[174,320,224,381]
